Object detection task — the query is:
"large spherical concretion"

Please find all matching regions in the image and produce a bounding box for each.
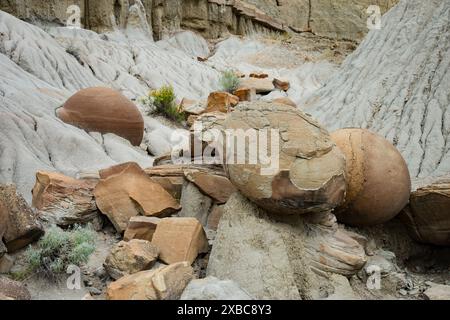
[331,129,411,226]
[57,87,144,146]
[223,102,347,215]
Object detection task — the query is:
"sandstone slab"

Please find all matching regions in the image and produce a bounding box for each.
[124,216,161,242]
[205,92,239,114]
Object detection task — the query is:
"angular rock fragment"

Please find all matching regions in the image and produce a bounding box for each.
[57,87,144,146]
[152,217,209,265]
[106,262,194,300]
[32,171,98,226]
[424,284,450,300]
[205,92,239,114]
[104,239,160,280]
[0,185,44,252]
[123,216,161,242]
[223,102,346,215]
[184,169,236,204]
[94,162,180,233]
[400,175,450,246]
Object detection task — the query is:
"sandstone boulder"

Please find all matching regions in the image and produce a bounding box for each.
[106,262,194,300]
[32,171,98,226]
[152,218,209,265]
[233,88,255,102]
[0,276,31,300]
[145,165,186,200]
[400,176,450,246]
[273,78,290,91]
[0,185,44,252]
[57,87,144,146]
[207,192,366,299]
[181,276,254,300]
[331,129,411,226]
[239,77,275,93]
[223,102,346,215]
[124,217,161,242]
[94,162,181,233]
[104,240,160,280]
[205,92,240,114]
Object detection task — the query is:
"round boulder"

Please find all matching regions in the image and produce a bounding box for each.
[222,102,346,215]
[331,128,411,226]
[57,87,144,146]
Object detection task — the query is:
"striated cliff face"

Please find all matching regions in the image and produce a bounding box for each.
[0,0,399,41]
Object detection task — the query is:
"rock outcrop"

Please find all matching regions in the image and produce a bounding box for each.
[223,102,346,215]
[207,192,366,299]
[305,0,450,179]
[104,239,160,280]
[181,276,254,300]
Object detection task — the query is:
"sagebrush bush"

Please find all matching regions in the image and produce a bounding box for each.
[219,70,240,93]
[148,85,186,123]
[24,225,96,279]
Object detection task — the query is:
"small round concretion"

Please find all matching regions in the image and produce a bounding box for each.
[223,102,347,215]
[331,128,411,226]
[57,87,144,146]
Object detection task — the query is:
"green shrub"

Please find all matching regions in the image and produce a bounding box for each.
[219,70,240,93]
[23,225,96,279]
[147,85,186,123]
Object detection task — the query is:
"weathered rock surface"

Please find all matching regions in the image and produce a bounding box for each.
[0,276,31,300]
[273,97,297,108]
[305,0,450,179]
[331,129,411,226]
[223,102,346,215]
[179,182,213,227]
[184,169,236,204]
[401,175,450,246]
[0,254,14,274]
[94,162,180,233]
[233,88,255,102]
[104,240,160,280]
[32,171,98,226]
[152,217,209,265]
[0,185,44,252]
[106,262,194,300]
[58,87,144,146]
[145,165,185,200]
[123,216,161,242]
[424,284,450,300]
[181,276,254,300]
[207,192,366,299]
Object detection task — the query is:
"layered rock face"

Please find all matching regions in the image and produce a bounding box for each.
[305,0,450,179]
[1,0,398,41]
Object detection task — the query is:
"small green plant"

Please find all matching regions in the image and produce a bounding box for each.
[146,85,186,123]
[219,70,240,93]
[23,225,96,279]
